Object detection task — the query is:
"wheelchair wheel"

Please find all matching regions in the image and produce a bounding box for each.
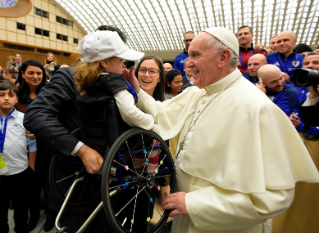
[102,128,176,233]
[49,155,101,206]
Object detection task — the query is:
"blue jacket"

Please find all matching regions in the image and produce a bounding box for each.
[266,50,304,81]
[266,84,299,116]
[173,50,188,76]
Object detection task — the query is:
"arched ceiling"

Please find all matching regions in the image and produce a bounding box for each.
[54,0,319,52]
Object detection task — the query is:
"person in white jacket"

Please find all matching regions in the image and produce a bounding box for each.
[127,27,319,233]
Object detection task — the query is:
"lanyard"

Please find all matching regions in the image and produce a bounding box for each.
[126,81,138,100]
[0,109,15,153]
[239,50,254,72]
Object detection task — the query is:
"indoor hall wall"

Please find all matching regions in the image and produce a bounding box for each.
[0,0,86,67]
[0,48,78,68]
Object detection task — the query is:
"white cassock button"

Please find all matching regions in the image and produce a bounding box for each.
[202,100,205,105]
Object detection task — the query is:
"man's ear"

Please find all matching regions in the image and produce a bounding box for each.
[218,49,231,68]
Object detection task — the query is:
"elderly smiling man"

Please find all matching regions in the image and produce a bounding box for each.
[128,27,319,233]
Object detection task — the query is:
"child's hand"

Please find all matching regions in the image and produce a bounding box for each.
[127,66,140,94]
[26,130,36,139]
[160,185,170,203]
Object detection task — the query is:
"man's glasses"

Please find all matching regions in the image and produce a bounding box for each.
[137,67,160,77]
[184,39,193,43]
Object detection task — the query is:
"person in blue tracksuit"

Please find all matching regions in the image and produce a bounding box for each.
[256,64,299,116]
[173,31,194,76]
[266,31,304,85]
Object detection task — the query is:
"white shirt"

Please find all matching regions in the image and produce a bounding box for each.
[1,109,37,175]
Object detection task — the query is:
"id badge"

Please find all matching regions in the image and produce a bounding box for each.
[0,152,8,175]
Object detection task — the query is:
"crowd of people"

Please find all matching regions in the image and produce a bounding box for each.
[0,23,318,233]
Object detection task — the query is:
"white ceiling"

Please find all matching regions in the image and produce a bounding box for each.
[54,0,319,52]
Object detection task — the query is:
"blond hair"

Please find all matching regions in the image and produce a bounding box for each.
[74,62,104,97]
[44,52,57,64]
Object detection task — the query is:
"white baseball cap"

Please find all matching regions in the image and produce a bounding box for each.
[78,31,144,63]
[203,27,239,56]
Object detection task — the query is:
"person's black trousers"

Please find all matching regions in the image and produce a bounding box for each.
[0,167,34,233]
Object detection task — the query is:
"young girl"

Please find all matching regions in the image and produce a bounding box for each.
[43,52,60,75]
[164,69,183,100]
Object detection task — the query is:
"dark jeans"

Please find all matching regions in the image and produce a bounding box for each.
[0,167,34,233]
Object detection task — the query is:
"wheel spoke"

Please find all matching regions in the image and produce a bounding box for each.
[113,160,146,180]
[143,189,163,219]
[109,181,136,190]
[56,168,84,183]
[115,185,146,217]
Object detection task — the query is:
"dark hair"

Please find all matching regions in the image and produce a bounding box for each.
[0,80,18,95]
[17,59,46,104]
[165,69,182,94]
[95,25,127,44]
[135,55,165,102]
[304,52,319,58]
[295,43,313,53]
[3,68,14,77]
[237,25,253,34]
[184,31,194,37]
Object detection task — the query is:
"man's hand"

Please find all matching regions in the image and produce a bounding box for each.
[162,192,188,217]
[254,43,265,53]
[256,78,266,93]
[289,114,301,128]
[76,144,103,174]
[127,66,140,94]
[281,72,290,83]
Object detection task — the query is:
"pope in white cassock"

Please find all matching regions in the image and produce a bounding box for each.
[128,27,319,233]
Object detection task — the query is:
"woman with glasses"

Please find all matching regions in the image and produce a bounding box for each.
[164,69,183,100]
[135,55,165,101]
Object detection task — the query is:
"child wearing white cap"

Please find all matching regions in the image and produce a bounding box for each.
[75,30,159,136]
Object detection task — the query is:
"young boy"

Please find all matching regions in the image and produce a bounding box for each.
[0,80,37,233]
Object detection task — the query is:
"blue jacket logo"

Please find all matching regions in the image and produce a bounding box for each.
[292,60,300,67]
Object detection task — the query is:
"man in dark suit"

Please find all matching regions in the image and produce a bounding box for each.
[23,25,127,233]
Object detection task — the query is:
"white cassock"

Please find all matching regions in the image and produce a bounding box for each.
[136,68,319,233]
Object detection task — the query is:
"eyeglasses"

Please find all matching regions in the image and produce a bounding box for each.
[138,67,160,77]
[183,39,193,43]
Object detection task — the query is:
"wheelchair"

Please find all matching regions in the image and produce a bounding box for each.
[49,128,176,233]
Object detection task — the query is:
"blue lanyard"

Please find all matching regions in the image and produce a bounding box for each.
[0,109,15,153]
[239,50,254,72]
[126,81,138,100]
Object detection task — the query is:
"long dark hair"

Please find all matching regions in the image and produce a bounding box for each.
[165,69,181,94]
[17,59,46,104]
[135,55,165,101]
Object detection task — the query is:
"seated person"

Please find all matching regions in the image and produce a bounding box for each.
[76,30,168,232]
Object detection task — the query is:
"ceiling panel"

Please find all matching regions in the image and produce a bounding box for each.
[54,0,319,51]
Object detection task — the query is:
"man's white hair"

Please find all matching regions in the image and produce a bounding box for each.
[207,36,238,68]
